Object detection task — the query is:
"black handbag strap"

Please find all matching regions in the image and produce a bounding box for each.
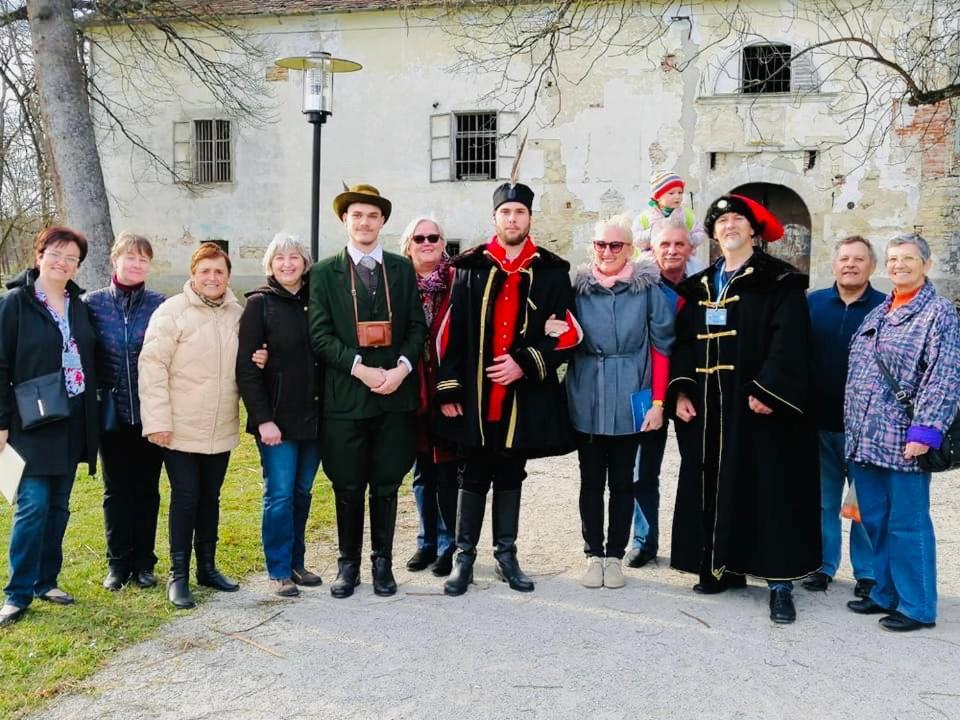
[873,332,915,420]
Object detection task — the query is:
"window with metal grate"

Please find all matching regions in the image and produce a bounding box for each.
[741,44,792,94]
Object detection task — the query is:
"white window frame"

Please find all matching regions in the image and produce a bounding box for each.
[430,110,519,183]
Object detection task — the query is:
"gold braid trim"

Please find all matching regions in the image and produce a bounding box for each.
[697,330,738,340]
[476,267,498,446]
[696,364,735,374]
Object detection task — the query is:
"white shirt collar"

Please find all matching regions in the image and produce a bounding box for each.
[346,242,383,265]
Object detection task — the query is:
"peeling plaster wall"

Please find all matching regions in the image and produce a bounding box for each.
[91,3,959,298]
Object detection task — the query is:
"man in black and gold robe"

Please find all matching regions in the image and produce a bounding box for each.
[668,194,821,624]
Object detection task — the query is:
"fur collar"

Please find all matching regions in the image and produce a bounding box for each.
[453,243,570,271]
[574,258,661,295]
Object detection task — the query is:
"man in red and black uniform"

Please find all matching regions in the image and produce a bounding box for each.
[435,182,579,596]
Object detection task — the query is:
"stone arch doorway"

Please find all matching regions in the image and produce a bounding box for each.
[709,183,812,273]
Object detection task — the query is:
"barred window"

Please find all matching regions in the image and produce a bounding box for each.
[429,110,518,183]
[741,44,792,94]
[173,119,232,184]
[454,112,497,180]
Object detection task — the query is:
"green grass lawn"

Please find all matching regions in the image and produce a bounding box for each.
[0,426,335,719]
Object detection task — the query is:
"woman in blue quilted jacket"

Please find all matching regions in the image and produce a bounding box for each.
[84,232,166,592]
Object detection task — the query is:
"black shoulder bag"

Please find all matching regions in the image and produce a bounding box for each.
[873,335,960,473]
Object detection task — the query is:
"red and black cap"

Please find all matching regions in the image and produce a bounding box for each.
[704,194,784,243]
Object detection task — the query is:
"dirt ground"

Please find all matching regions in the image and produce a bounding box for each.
[33,430,960,720]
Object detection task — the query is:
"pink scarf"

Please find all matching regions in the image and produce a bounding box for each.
[592,261,635,288]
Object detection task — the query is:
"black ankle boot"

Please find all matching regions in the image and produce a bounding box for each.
[167,551,195,609]
[370,493,398,596]
[331,491,364,599]
[444,489,486,597]
[195,542,239,592]
[492,488,534,592]
[330,559,361,599]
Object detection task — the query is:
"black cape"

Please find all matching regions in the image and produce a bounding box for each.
[434,243,576,458]
[667,250,821,581]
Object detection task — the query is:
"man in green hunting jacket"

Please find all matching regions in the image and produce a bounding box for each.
[309,184,427,599]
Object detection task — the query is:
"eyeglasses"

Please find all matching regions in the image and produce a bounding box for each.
[44,251,81,266]
[412,234,442,244]
[593,241,629,253]
[885,256,922,265]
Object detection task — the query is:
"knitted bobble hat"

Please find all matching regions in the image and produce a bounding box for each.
[650,170,684,201]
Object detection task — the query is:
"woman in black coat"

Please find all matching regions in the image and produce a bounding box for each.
[85,232,166,592]
[237,233,323,598]
[0,226,99,628]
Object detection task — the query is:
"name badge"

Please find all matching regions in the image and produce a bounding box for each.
[705,308,727,326]
[62,351,82,369]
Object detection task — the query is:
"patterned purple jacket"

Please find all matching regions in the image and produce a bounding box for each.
[844,281,960,471]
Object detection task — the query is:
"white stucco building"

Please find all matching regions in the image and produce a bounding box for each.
[89,0,960,297]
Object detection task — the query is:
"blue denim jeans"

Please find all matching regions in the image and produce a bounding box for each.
[819,431,874,579]
[853,462,937,624]
[412,453,457,556]
[630,425,668,552]
[257,440,322,580]
[4,468,78,608]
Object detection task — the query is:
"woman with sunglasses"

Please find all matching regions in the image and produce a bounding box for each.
[399,217,460,576]
[565,214,675,589]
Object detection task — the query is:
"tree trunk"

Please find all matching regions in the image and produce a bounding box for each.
[27,0,113,289]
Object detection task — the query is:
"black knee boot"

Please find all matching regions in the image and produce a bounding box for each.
[331,492,364,599]
[444,489,486,596]
[167,551,195,609]
[370,492,398,597]
[492,488,534,592]
[195,542,239,592]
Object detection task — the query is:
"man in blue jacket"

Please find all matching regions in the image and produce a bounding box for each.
[804,235,885,596]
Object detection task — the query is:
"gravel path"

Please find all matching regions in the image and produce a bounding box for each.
[36,431,960,720]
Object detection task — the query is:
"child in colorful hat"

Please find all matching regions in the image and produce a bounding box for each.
[633,170,707,271]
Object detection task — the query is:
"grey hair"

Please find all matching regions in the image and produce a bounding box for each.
[833,235,877,265]
[887,233,931,262]
[649,212,691,249]
[399,215,446,257]
[262,232,312,275]
[593,213,634,244]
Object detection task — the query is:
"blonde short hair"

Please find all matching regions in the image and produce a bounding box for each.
[399,216,446,257]
[110,231,153,262]
[262,232,311,276]
[593,214,634,244]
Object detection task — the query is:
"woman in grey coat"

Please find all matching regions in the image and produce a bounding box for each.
[566,214,675,589]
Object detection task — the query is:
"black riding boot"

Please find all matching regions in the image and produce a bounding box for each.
[444,490,486,596]
[492,488,534,592]
[195,542,240,591]
[167,551,195,609]
[330,491,364,599]
[370,492,398,596]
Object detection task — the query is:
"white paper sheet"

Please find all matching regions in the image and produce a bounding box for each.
[0,444,26,505]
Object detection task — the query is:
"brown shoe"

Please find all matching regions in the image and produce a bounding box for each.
[290,567,323,587]
[271,579,300,598]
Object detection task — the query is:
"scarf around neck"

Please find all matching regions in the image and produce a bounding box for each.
[191,281,225,308]
[592,261,635,288]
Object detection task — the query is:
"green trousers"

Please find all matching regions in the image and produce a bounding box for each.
[321,412,416,497]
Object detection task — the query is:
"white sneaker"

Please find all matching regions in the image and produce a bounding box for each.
[580,556,604,588]
[603,557,625,589]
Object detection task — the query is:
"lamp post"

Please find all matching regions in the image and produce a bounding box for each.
[275,50,362,260]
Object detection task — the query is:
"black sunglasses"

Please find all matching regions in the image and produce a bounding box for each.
[412,234,442,244]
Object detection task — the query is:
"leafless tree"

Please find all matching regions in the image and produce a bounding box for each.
[0,0,272,284]
[418,0,959,160]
